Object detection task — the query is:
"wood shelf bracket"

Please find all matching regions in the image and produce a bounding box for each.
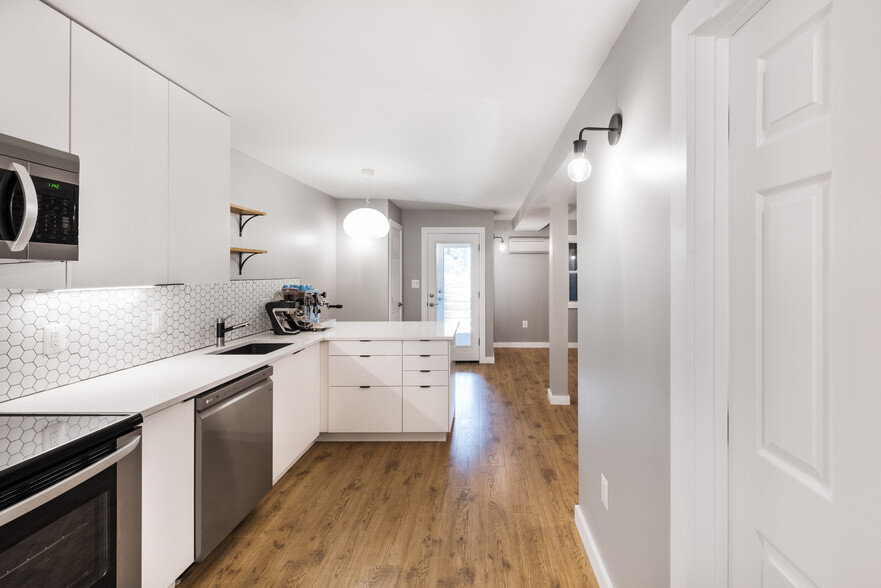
[230,204,267,237]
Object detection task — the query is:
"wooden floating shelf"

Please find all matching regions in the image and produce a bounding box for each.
[230,247,267,275]
[230,204,267,236]
[230,204,266,216]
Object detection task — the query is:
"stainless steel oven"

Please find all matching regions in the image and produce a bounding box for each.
[0,132,79,263]
[0,414,142,586]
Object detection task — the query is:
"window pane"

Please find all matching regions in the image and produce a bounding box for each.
[569,272,578,302]
[568,243,577,271]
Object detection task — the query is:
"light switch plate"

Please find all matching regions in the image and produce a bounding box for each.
[522,320,528,328]
[411,279,420,289]
[149,310,166,333]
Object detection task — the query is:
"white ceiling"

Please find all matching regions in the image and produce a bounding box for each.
[45,0,639,219]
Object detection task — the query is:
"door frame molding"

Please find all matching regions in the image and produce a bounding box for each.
[420,226,487,363]
[388,219,403,321]
[670,1,769,587]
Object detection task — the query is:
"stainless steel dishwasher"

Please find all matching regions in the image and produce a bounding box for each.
[195,365,273,561]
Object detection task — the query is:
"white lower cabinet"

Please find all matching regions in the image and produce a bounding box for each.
[272,345,320,482]
[403,386,449,432]
[328,386,403,432]
[141,399,194,588]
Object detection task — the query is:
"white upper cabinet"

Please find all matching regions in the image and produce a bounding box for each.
[168,84,230,284]
[68,24,169,288]
[0,0,71,290]
[0,0,70,151]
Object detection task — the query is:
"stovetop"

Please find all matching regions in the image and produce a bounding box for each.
[0,413,139,476]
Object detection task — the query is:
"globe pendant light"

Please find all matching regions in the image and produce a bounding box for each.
[344,168,390,239]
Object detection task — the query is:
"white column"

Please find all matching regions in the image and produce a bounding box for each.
[548,199,570,405]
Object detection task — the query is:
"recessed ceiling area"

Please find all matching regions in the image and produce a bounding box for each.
[45,0,640,218]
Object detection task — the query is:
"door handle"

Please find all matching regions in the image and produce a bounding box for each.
[7,162,38,252]
[397,302,403,307]
[428,302,435,307]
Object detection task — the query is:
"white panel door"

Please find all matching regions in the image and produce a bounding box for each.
[425,233,479,361]
[388,221,402,320]
[168,83,230,284]
[272,345,320,482]
[69,24,169,288]
[729,0,881,584]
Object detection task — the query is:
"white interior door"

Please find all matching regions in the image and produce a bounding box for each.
[425,233,479,361]
[728,0,881,584]
[388,221,402,321]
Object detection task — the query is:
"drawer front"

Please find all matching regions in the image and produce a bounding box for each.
[402,370,449,387]
[328,387,402,433]
[328,340,402,356]
[403,354,449,371]
[402,340,449,356]
[328,355,402,387]
[403,386,449,433]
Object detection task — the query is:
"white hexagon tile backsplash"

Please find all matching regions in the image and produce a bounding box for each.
[0,279,294,403]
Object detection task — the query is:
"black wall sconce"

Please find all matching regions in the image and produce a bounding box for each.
[567,113,623,182]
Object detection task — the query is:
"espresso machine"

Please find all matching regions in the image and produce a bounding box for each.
[265,285,342,335]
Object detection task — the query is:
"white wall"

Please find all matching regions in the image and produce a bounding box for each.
[230,150,337,297]
[550,0,688,586]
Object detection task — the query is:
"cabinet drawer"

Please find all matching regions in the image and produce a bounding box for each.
[328,386,402,433]
[403,386,449,433]
[328,340,402,356]
[402,370,449,386]
[328,355,401,387]
[403,354,449,371]
[403,340,449,356]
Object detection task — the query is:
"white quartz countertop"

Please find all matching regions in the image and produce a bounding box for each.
[0,321,453,418]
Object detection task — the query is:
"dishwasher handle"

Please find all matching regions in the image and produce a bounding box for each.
[196,380,272,419]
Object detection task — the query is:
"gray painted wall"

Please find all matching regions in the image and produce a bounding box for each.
[401,209,494,358]
[493,220,577,344]
[230,150,337,298]
[334,199,394,321]
[569,0,685,586]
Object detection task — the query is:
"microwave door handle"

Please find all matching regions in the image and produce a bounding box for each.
[7,162,38,252]
[0,434,141,527]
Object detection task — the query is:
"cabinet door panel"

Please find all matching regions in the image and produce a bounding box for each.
[272,345,320,482]
[328,340,402,356]
[402,354,448,371]
[403,386,449,433]
[328,386,402,433]
[142,399,194,588]
[402,340,449,356]
[402,370,449,386]
[69,24,168,288]
[168,84,229,284]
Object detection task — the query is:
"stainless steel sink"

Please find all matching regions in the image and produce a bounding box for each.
[212,342,292,355]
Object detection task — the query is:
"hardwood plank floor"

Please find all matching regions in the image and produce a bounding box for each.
[180,348,595,588]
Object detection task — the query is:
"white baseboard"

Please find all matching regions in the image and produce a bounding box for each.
[568,342,578,348]
[547,388,570,405]
[494,342,549,348]
[574,505,613,588]
[480,355,495,364]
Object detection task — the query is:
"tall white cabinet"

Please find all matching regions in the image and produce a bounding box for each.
[168,85,230,284]
[69,24,169,289]
[0,0,70,289]
[272,346,321,482]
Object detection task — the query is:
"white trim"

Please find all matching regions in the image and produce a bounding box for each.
[568,342,577,349]
[670,2,767,587]
[574,505,613,588]
[420,227,488,363]
[479,355,494,364]
[547,388,570,406]
[494,341,549,348]
[387,219,403,321]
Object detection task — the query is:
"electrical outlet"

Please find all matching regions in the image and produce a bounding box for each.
[43,422,68,450]
[149,310,166,333]
[411,279,420,289]
[601,474,609,510]
[522,320,528,328]
[42,323,66,355]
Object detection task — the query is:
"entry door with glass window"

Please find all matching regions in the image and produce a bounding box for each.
[426,233,479,361]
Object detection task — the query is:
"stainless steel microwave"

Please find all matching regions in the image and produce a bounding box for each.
[0,132,79,262]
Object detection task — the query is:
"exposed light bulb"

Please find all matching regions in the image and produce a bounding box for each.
[499,240,506,252]
[567,152,592,182]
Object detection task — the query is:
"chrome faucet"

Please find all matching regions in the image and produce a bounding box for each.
[216,316,250,347]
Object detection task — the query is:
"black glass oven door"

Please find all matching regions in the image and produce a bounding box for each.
[0,466,116,587]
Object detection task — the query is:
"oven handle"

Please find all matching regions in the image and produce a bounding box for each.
[0,434,141,527]
[7,162,38,252]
